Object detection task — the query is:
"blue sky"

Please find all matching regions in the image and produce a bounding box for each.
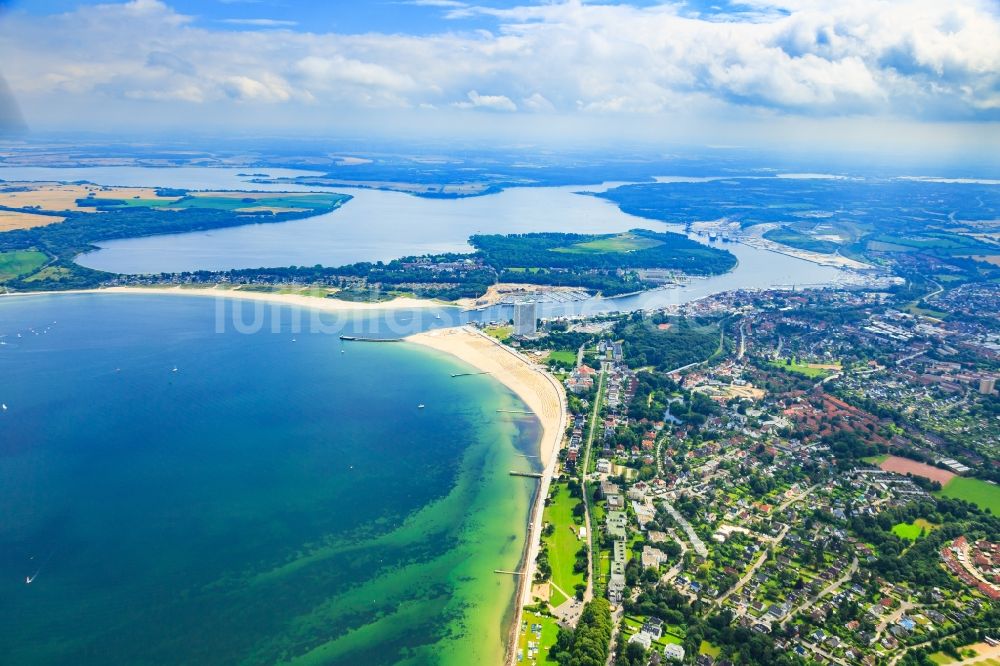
[0,0,997,156]
[9,0,684,34]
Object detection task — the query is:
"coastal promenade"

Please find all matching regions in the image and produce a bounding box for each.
[406,326,567,666]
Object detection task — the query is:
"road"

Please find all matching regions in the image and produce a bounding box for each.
[660,500,708,558]
[716,524,789,607]
[781,557,859,628]
[876,599,917,639]
[717,485,816,607]
[579,367,606,603]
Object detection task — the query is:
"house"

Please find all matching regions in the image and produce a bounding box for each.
[641,617,664,640]
[608,573,625,604]
[642,546,670,569]
[629,632,653,650]
[663,644,685,662]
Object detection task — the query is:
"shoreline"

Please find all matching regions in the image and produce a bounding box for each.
[406,326,567,665]
[0,285,453,312]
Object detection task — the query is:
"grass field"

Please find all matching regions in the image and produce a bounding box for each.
[546,350,577,367]
[763,226,839,254]
[541,482,586,606]
[553,232,664,254]
[517,610,559,663]
[485,325,513,341]
[863,454,889,465]
[700,640,722,657]
[770,358,841,378]
[892,518,937,541]
[0,250,47,281]
[937,477,1000,515]
[905,302,950,319]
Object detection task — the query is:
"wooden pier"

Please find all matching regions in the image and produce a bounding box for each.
[509,471,543,479]
[338,335,403,342]
[497,409,534,415]
[451,371,491,378]
[494,569,525,576]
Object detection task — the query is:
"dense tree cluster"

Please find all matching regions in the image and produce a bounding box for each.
[615,314,722,372]
[553,598,614,666]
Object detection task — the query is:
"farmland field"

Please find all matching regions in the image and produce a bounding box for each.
[880,456,955,485]
[0,250,47,281]
[0,209,65,231]
[101,192,346,213]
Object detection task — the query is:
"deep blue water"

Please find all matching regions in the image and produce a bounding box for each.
[0,294,538,665]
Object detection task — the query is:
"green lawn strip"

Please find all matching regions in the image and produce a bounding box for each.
[936,477,1000,515]
[541,483,586,601]
[548,586,567,609]
[863,454,889,465]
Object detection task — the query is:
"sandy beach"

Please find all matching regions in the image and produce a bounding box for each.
[406,326,567,665]
[407,326,566,468]
[0,285,452,312]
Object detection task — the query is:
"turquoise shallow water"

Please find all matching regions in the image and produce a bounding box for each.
[0,294,539,665]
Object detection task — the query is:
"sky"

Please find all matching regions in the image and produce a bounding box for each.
[0,0,998,157]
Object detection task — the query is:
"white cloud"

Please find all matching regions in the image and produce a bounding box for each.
[0,0,996,131]
[522,92,555,112]
[455,90,518,111]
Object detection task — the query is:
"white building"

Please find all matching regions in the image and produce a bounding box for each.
[663,643,685,661]
[513,301,538,336]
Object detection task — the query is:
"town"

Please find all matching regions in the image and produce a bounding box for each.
[508,281,1000,666]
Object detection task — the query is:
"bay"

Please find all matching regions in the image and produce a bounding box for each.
[0,293,539,665]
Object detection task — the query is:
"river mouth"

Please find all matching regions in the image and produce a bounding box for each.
[0,166,857,315]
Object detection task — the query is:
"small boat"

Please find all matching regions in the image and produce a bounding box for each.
[172,366,178,373]
[2,403,7,411]
[435,314,442,320]
[291,338,297,343]
[25,575,34,584]
[418,404,425,409]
